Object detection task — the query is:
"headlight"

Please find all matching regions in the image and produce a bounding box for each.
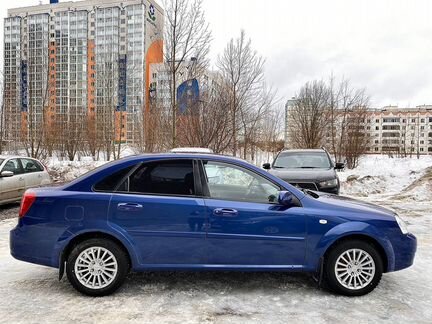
[395,215,409,234]
[319,179,338,188]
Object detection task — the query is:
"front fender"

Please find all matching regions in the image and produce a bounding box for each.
[51,220,140,270]
[307,221,395,272]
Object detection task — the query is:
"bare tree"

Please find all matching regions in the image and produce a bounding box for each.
[261,105,285,162]
[328,77,369,164]
[163,0,212,148]
[217,30,265,156]
[23,56,50,160]
[288,80,331,149]
[239,85,276,160]
[176,79,233,153]
[342,106,368,168]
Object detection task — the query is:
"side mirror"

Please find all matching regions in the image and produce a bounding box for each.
[278,191,293,206]
[0,171,14,177]
[262,163,271,170]
[335,162,345,170]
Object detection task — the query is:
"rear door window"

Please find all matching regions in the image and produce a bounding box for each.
[118,160,196,196]
[20,158,44,173]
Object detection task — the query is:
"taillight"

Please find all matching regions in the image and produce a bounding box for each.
[19,190,36,218]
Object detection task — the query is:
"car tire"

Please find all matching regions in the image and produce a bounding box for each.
[324,239,383,296]
[66,238,129,296]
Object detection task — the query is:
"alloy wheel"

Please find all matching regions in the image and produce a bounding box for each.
[74,246,118,290]
[334,248,376,290]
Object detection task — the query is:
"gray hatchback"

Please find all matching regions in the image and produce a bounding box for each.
[263,149,344,194]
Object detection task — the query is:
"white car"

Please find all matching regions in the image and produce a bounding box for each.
[0,156,51,205]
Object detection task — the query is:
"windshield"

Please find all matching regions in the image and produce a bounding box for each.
[273,151,332,169]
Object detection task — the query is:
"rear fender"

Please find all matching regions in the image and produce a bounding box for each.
[53,220,140,274]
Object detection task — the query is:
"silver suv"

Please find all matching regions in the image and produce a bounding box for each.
[0,156,51,205]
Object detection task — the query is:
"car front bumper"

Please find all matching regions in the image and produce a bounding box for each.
[317,186,339,195]
[392,232,417,271]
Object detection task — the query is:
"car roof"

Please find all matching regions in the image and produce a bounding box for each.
[62,152,306,200]
[117,153,246,164]
[0,155,25,160]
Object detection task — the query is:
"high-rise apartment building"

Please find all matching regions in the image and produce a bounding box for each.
[3,0,163,149]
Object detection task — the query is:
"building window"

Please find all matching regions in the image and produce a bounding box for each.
[383,118,400,123]
[375,126,379,130]
[375,119,379,123]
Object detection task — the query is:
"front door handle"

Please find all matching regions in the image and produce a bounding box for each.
[213,208,238,217]
[117,202,143,211]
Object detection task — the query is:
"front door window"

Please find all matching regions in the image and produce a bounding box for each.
[203,161,279,203]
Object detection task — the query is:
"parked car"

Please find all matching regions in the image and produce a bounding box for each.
[0,156,51,205]
[10,153,416,297]
[263,148,344,194]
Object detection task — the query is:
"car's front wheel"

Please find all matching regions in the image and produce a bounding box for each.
[66,238,129,296]
[324,239,383,296]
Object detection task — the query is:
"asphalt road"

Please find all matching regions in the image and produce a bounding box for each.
[0,203,19,221]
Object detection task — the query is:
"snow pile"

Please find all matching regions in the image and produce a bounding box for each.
[393,167,432,202]
[339,155,432,200]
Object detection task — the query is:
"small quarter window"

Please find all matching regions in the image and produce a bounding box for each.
[94,165,135,192]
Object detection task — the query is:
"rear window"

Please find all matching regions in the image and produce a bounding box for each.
[93,165,136,192]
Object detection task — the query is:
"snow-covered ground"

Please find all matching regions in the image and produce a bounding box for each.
[339,155,432,200]
[0,155,431,323]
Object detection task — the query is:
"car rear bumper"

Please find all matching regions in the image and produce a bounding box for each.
[10,226,56,268]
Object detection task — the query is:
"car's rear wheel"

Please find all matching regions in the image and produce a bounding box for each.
[324,239,383,296]
[66,238,129,296]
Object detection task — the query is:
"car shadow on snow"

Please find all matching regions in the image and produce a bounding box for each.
[38,271,319,297]
[119,271,319,295]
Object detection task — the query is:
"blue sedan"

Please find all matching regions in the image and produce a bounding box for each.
[10,154,416,296]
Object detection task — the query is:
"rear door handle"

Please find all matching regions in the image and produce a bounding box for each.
[117,202,143,211]
[213,208,238,217]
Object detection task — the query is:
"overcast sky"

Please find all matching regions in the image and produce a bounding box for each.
[1,0,431,107]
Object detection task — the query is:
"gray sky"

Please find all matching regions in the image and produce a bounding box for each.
[2,0,431,107]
